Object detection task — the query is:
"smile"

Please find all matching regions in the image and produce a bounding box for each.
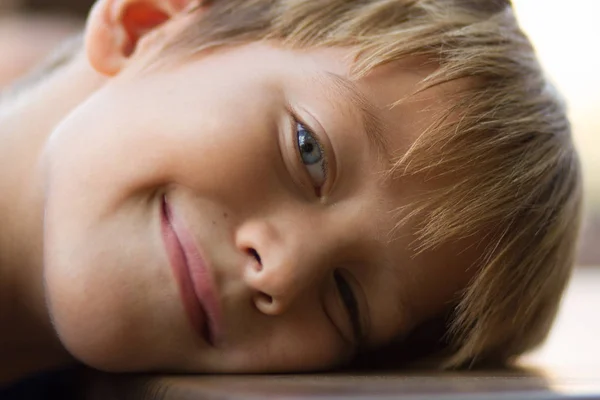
[160,194,221,346]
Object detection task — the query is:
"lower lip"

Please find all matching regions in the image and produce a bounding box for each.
[160,197,213,345]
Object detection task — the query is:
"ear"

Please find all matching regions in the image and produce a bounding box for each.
[85,0,201,76]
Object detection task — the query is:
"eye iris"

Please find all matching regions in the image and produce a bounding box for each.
[298,126,322,165]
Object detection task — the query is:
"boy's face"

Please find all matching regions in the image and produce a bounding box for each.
[42,39,471,373]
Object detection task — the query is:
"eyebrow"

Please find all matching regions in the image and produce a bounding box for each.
[319,72,391,163]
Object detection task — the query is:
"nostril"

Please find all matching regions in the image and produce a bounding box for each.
[255,292,276,314]
[247,248,262,266]
[258,292,273,304]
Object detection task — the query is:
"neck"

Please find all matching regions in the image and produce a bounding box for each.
[0,51,106,386]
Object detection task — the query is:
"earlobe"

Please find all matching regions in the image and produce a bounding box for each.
[85,0,200,76]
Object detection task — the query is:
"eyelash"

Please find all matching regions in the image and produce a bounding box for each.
[334,270,362,344]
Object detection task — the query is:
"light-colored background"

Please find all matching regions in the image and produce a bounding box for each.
[513,0,600,265]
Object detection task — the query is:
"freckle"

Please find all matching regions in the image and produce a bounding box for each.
[223,212,228,219]
[212,220,216,225]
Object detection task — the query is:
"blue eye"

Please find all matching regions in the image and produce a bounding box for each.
[296,122,327,188]
[297,124,322,165]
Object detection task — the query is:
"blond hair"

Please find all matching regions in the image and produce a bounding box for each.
[155,0,583,368]
[13,0,583,368]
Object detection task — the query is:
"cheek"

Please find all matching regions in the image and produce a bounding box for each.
[42,170,191,372]
[40,89,200,371]
[39,70,288,371]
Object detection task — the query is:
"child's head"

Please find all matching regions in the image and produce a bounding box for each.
[37,0,582,373]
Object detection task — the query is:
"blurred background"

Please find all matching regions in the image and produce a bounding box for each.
[0,0,598,266]
[513,0,600,266]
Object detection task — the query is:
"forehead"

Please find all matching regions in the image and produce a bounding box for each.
[291,46,462,171]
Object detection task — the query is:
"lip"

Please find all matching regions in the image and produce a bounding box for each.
[160,195,221,346]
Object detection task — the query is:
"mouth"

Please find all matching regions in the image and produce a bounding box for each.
[160,195,221,346]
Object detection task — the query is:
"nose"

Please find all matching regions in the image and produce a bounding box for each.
[236,219,330,316]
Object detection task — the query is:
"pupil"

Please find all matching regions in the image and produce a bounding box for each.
[302,142,314,153]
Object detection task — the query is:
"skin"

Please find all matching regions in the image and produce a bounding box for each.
[0,13,83,88]
[0,0,476,386]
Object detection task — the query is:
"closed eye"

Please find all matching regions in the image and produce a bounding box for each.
[334,269,362,345]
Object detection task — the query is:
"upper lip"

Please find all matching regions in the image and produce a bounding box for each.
[161,195,222,346]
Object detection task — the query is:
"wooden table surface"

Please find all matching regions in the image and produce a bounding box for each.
[80,267,600,400]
